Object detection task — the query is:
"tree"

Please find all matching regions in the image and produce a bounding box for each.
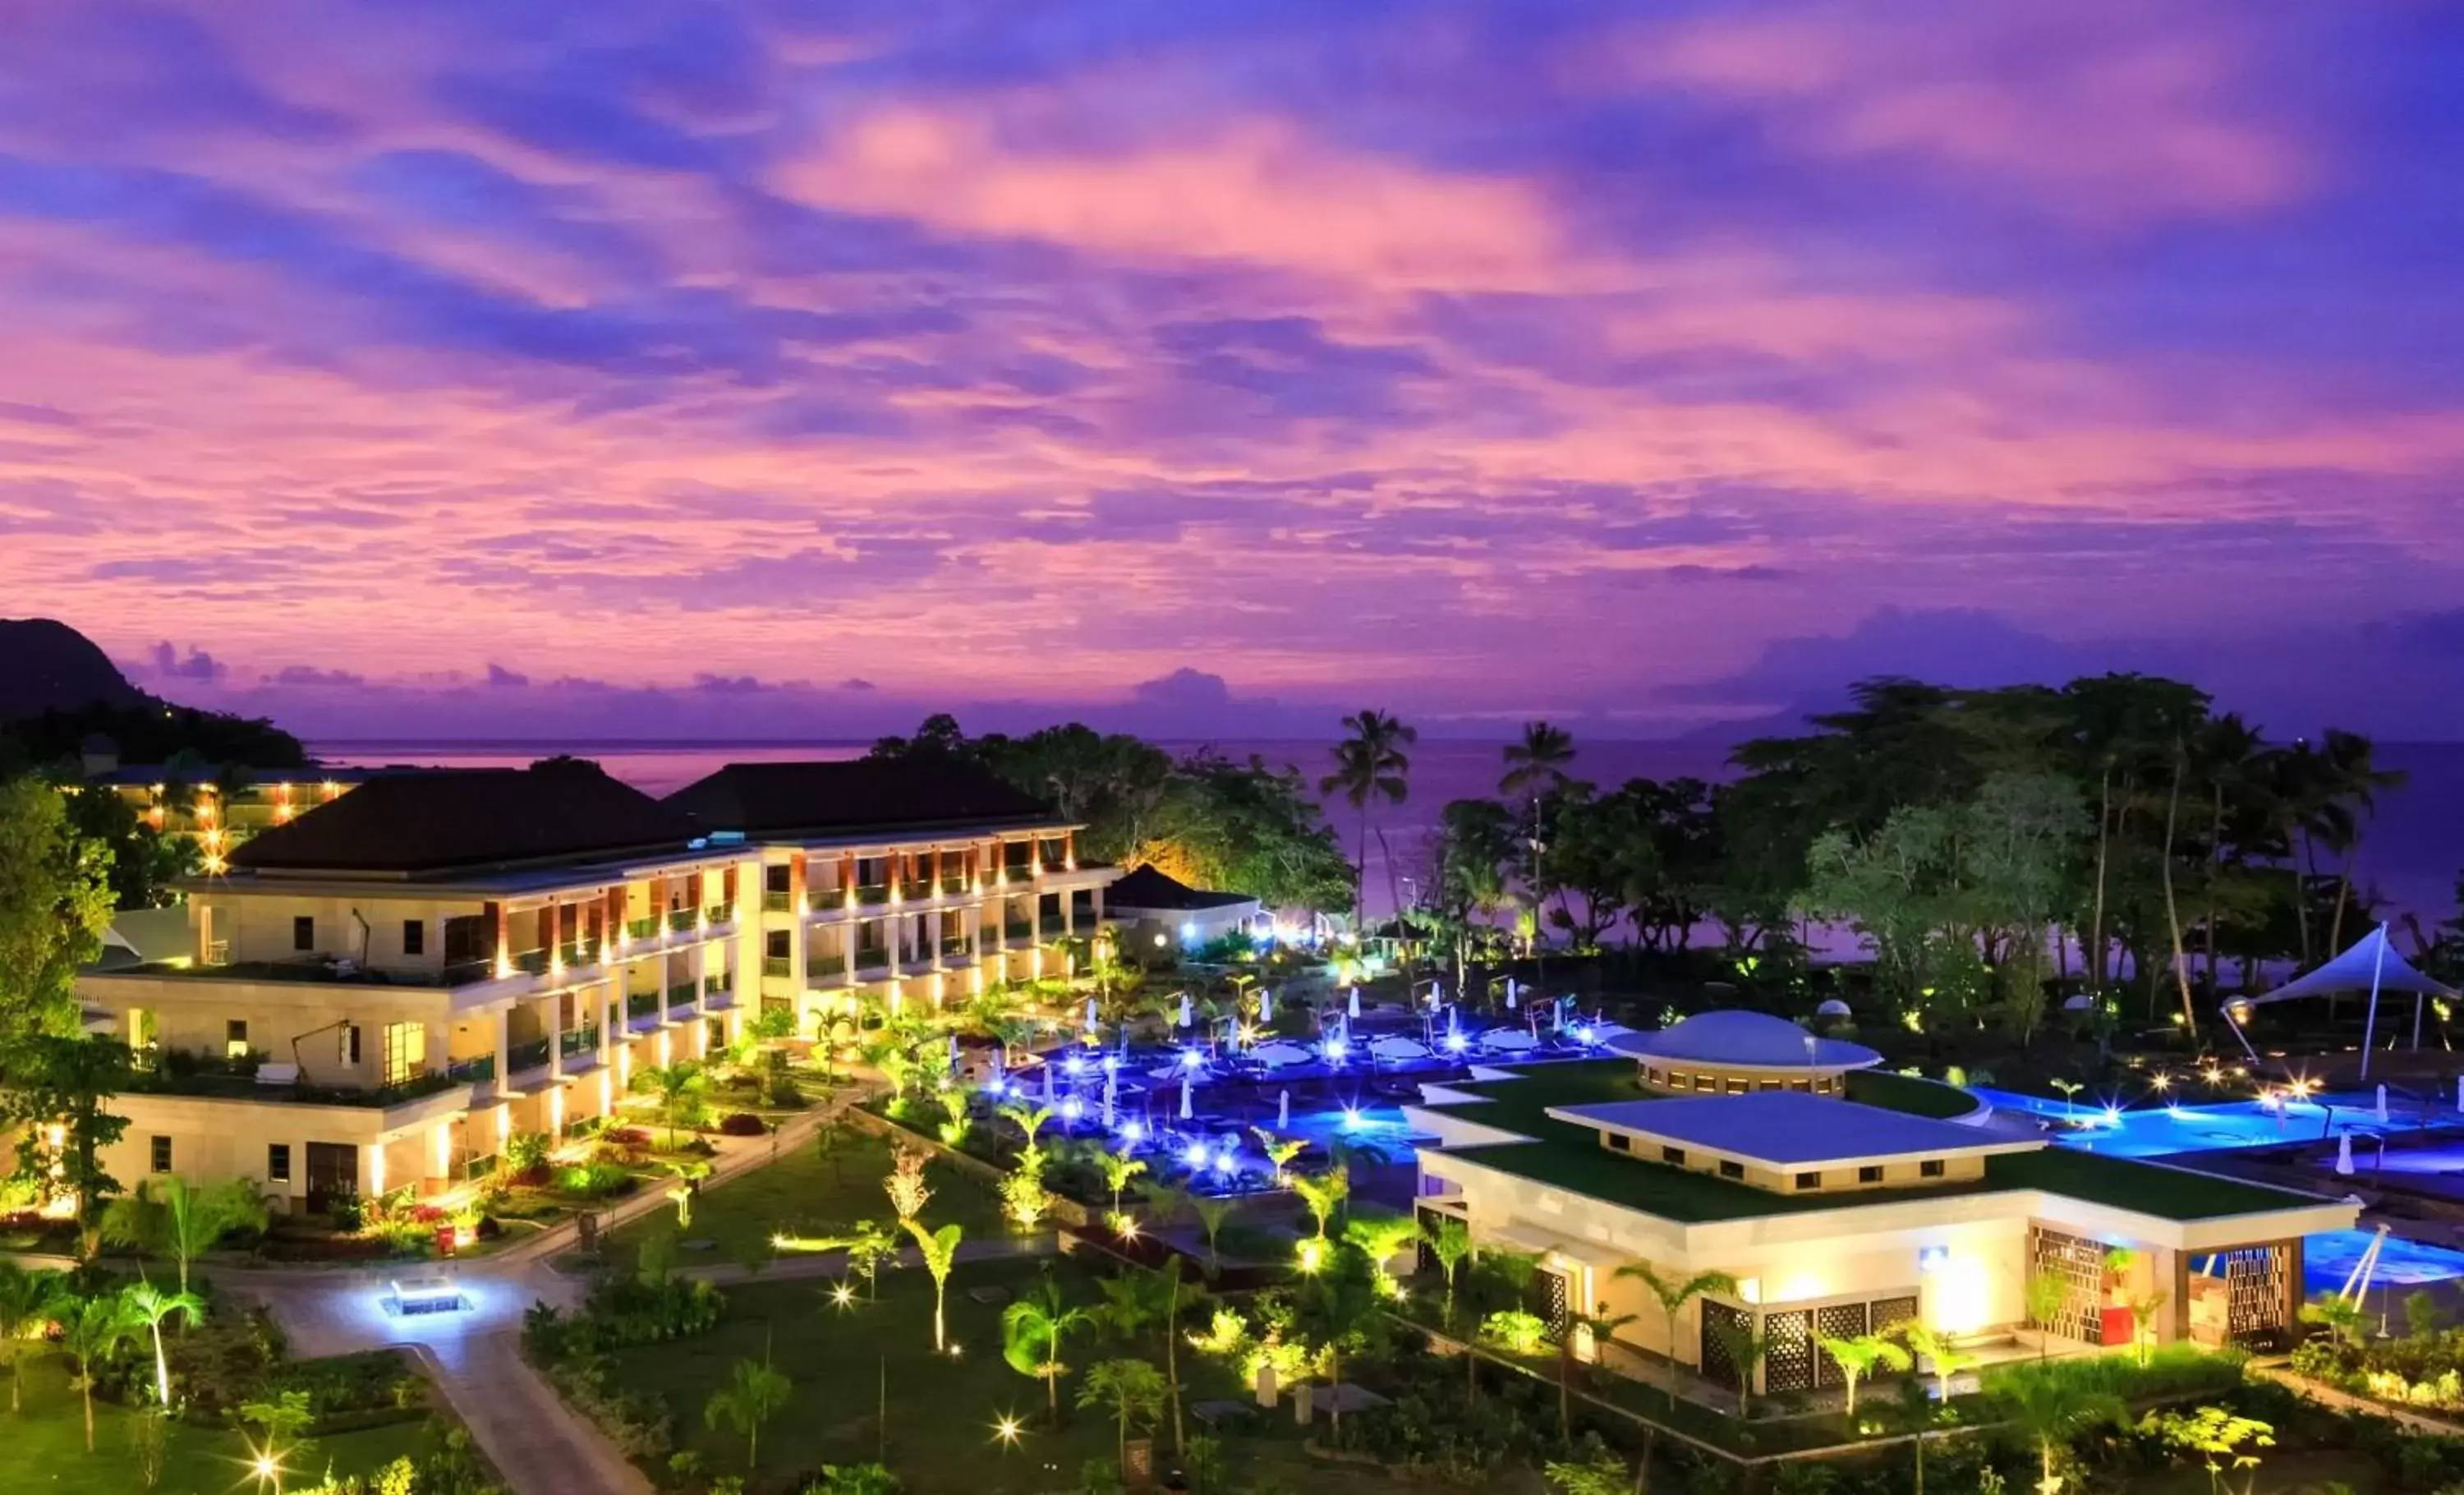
[1427,1218,1473,1327]
[2299,1295,2370,1350]
[1542,1449,1633,1495]
[0,1262,62,1413]
[1343,1214,1424,1298]
[1815,1330,1911,1418]
[103,1175,269,1294]
[1292,1246,1385,1445]
[632,1061,710,1149]
[1078,1359,1167,1470]
[2023,1270,2072,1361]
[1292,1164,1350,1244]
[1189,1194,1233,1275]
[121,1281,203,1410]
[1997,1362,2126,1494]
[1899,1322,1974,1410]
[1560,1302,1638,1437]
[60,784,195,912]
[664,1158,713,1229]
[239,1387,315,1481]
[4,1034,133,1249]
[807,1465,901,1495]
[53,1289,137,1453]
[703,1356,793,1473]
[2143,1404,2273,1495]
[1002,1278,1091,1425]
[902,1219,962,1351]
[1709,1317,1776,1420]
[0,774,116,1040]
[1501,721,1576,972]
[1615,1263,1738,1411]
[1096,1152,1147,1221]
[1320,711,1416,924]
[844,1221,894,1300]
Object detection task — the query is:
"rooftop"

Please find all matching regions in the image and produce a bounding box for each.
[664,758,1058,839]
[1104,863,1257,913]
[1604,1009,1881,1071]
[228,765,698,876]
[1550,1092,2042,1169]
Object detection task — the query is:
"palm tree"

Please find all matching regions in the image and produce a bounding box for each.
[1427,1218,1473,1327]
[1615,1262,1738,1410]
[1320,710,1417,934]
[1092,1258,1203,1455]
[1560,1302,1639,1438]
[1293,1249,1385,1446]
[239,1388,315,1488]
[903,1219,963,1351]
[1997,1361,2125,1494]
[2023,1269,2071,1361]
[0,1263,62,1414]
[2316,729,2407,953]
[1292,1164,1350,1244]
[844,1221,894,1300]
[1708,1317,1775,1420]
[2300,1295,2371,1350]
[1898,1322,1974,1410]
[1003,1279,1091,1425]
[633,1060,710,1149]
[1078,1359,1166,1470]
[53,1290,137,1453]
[1096,1152,1147,1220]
[1189,1195,1234,1276]
[1343,1215,1424,1297]
[665,1158,713,1228]
[703,1355,793,1472]
[1814,1330,1910,1418]
[2193,713,2267,993]
[1501,720,1576,974]
[122,1281,204,1410]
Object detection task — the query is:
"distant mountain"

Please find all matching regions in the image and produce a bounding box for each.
[0,618,147,720]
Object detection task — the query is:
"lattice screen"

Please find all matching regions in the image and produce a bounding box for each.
[2223,1245,2290,1349]
[2030,1226,2105,1344]
[1701,1300,1749,1390]
[1814,1302,1870,1387]
[1531,1267,1571,1342]
[1870,1295,1919,1335]
[1764,1308,1816,1393]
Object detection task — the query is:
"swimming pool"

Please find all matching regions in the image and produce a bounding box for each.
[1970,1085,2457,1159]
[2304,1228,2464,1290]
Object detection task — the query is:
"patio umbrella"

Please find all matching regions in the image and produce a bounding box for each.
[1041,1060,1055,1102]
[2378,1085,2391,1124]
[1278,1088,1290,1130]
[1102,1072,1117,1129]
[1181,1078,1195,1120]
[1180,992,1194,1028]
[949,1033,961,1068]
[1552,998,1566,1034]
[2337,1131,2355,1175]
[1086,995,1099,1028]
[1253,1041,1311,1069]
[1505,979,1518,1011]
[1348,987,1362,1019]
[1260,987,1274,1023]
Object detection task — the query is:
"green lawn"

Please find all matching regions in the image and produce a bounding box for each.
[600,1125,1009,1272]
[1846,1069,1982,1119]
[603,1256,1363,1494]
[5,1353,431,1495]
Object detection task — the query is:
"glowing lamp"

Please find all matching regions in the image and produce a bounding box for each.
[1183,1142,1210,1169]
[1061,1097,1083,1121]
[1121,1120,1146,1143]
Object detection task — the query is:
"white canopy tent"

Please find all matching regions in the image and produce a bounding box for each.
[2225,924,2459,1078]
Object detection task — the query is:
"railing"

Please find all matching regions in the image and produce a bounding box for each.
[807,954,847,979]
[1002,863,1035,885]
[440,959,494,987]
[667,981,697,1012]
[940,876,967,895]
[1004,920,1032,941]
[667,908,694,932]
[705,905,729,927]
[559,941,591,968]
[762,956,792,978]
[560,1025,599,1058]
[854,950,890,975]
[513,948,550,976]
[1041,857,1069,872]
[446,1054,495,1084]
[899,881,932,902]
[1040,913,1066,935]
[205,939,232,965]
[940,936,969,958]
[706,968,733,993]
[506,1037,552,1074]
[855,883,890,906]
[627,991,659,1021]
[763,890,792,913]
[627,915,660,940]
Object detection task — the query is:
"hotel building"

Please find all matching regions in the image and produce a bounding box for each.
[76,760,1115,1212]
[1406,1012,2357,1397]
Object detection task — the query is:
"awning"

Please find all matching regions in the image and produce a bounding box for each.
[2236,926,2457,1010]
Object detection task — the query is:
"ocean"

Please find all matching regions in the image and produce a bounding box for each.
[306,738,2464,927]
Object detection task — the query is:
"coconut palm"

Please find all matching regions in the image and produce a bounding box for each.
[632,1060,710,1149]
[53,1289,137,1453]
[1002,1278,1091,1424]
[1615,1262,1738,1410]
[1096,1152,1147,1218]
[1426,1217,1473,1326]
[1814,1330,1911,1418]
[1189,1195,1234,1275]
[1078,1359,1166,1470]
[122,1281,204,1410]
[0,1263,63,1414]
[1342,1214,1424,1297]
[843,1220,894,1300]
[902,1219,963,1351]
[2315,728,2407,953]
[1560,1302,1639,1438]
[1708,1317,1776,1421]
[1320,710,1417,930]
[1292,1164,1350,1243]
[1500,720,1577,800]
[703,1355,793,1473]
[1898,1322,1974,1410]
[1997,1361,2125,1494]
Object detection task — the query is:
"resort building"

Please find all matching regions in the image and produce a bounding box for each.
[68,734,395,870]
[74,759,1114,1212]
[1406,1050,2357,1398]
[1606,1009,1882,1097]
[1101,863,1265,959]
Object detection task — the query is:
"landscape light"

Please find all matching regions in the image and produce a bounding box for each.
[831,1282,856,1308]
[1121,1120,1146,1143]
[1183,1142,1211,1169]
[1443,1032,1468,1052]
[994,1414,1023,1446]
[1061,1097,1083,1121]
[1340,1106,1363,1131]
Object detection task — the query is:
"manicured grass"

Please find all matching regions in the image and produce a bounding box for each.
[603,1256,1357,1494]
[2126,1450,2385,1493]
[4,1353,430,1495]
[601,1124,1009,1270]
[1847,1069,1983,1119]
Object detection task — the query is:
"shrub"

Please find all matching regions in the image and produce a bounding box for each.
[605,1126,651,1148]
[504,1131,553,1172]
[719,1112,768,1137]
[765,1072,805,1109]
[554,1162,636,1200]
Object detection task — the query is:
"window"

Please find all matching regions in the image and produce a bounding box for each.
[293,915,315,950]
[765,863,791,894]
[338,1024,361,1066]
[765,930,790,959]
[267,1143,292,1184]
[1795,1171,1822,1189]
[1859,1165,1884,1184]
[402,919,425,956]
[1662,1146,1687,1165]
[1718,1160,1745,1180]
[383,1022,425,1087]
[442,914,487,968]
[1725,1078,1749,1095]
[225,1019,250,1059]
[1694,1075,1717,1093]
[1607,1133,1630,1152]
[149,1136,172,1173]
[1920,1158,1946,1179]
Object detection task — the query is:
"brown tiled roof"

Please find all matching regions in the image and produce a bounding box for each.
[228,766,699,875]
[664,758,1056,837]
[1106,863,1255,912]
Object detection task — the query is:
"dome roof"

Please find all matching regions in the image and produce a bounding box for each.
[1606,1009,1881,1070]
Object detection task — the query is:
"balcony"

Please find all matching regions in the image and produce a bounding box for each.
[940,875,967,895]
[512,948,550,977]
[762,955,792,978]
[855,883,890,906]
[505,1036,553,1075]
[560,1025,600,1059]
[127,1052,467,1110]
[667,909,694,933]
[626,991,660,1022]
[762,890,792,913]
[627,915,660,941]
[446,1054,494,1085]
[939,936,969,959]
[705,905,730,927]
[706,968,734,994]
[1040,913,1066,936]
[666,981,697,1014]
[899,881,932,902]
[853,951,890,978]
[1004,919,1032,943]
[807,954,847,980]
[1001,863,1036,886]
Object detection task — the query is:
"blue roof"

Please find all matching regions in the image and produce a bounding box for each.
[1550,1093,2041,1169]
[1605,1009,1880,1070]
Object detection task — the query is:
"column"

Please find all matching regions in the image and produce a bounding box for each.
[546,992,564,1079]
[492,1008,511,1087]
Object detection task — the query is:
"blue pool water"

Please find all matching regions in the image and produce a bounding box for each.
[2304,1228,2464,1289]
[1970,1085,2454,1159]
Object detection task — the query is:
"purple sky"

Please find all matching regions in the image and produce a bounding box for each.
[4,2,2462,741]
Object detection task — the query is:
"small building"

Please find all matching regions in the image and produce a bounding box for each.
[1101,864,1262,958]
[1405,1061,2355,1402]
[1607,1009,1882,1097]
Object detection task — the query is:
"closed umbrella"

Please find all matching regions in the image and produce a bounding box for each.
[1086,995,1099,1029]
[1041,1060,1055,1102]
[1260,987,1274,1023]
[2337,1131,2355,1175]
[1102,1072,1117,1129]
[1277,1088,1290,1130]
[2378,1084,2391,1124]
[1181,1077,1195,1120]
[1505,979,1518,1011]
[1180,992,1194,1028]
[1348,987,1362,1019]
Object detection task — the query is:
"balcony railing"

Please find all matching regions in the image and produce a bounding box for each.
[666,981,698,1013]
[506,1037,552,1074]
[1040,913,1066,935]
[705,905,729,927]
[899,881,932,902]
[854,950,890,975]
[627,990,659,1020]
[762,956,792,978]
[513,948,550,977]
[129,1054,466,1109]
[940,936,969,958]
[1001,863,1035,885]
[560,1025,600,1058]
[1004,919,1032,941]
[667,908,694,932]
[1041,856,1069,872]
[763,890,792,913]
[940,875,967,895]
[446,1054,494,1084]
[855,883,890,906]
[706,968,733,993]
[627,915,660,940]
[807,954,847,979]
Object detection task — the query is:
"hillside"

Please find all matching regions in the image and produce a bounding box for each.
[0,616,147,719]
[0,618,308,769]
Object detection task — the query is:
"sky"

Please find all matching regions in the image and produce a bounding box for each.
[3,1,2462,742]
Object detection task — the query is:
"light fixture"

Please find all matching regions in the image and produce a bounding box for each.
[1183,1142,1210,1169]
[993,1414,1023,1446]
